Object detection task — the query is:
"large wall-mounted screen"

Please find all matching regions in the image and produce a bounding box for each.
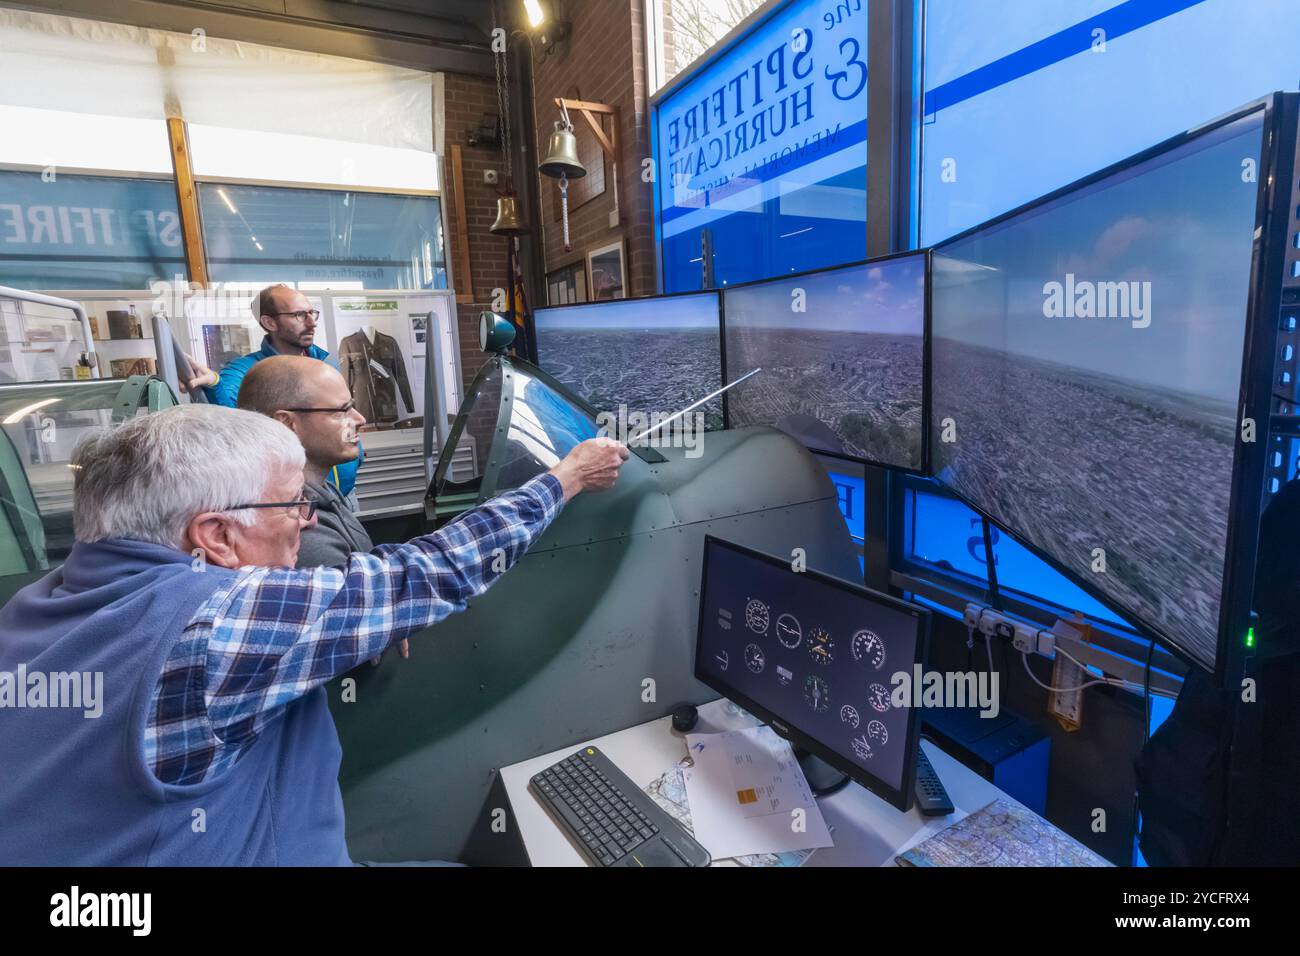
[929,107,1267,673]
[533,293,723,429]
[724,254,926,471]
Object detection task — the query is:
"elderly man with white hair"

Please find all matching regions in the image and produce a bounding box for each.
[0,404,628,865]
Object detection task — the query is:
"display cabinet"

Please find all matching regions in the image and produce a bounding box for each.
[0,376,177,604]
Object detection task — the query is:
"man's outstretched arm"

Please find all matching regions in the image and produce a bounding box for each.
[147,438,628,785]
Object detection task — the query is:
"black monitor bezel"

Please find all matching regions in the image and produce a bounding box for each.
[719,249,933,476]
[693,534,932,813]
[924,93,1296,681]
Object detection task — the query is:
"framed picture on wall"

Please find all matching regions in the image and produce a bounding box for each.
[546,261,588,305]
[587,239,626,301]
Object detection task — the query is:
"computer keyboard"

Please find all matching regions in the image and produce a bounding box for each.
[529,746,711,867]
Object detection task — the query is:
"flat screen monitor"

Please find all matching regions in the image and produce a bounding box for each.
[929,104,1275,674]
[694,536,930,812]
[722,254,927,471]
[533,293,723,430]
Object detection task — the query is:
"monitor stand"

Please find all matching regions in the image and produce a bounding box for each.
[794,747,850,796]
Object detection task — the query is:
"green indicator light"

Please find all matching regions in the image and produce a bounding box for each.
[1245,626,1255,648]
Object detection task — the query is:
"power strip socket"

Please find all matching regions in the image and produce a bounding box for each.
[1012,622,1038,654]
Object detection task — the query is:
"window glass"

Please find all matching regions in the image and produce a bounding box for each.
[655,0,868,291]
[826,467,864,542]
[650,0,768,92]
[905,485,1130,627]
[188,124,438,192]
[917,0,1300,244]
[0,295,90,384]
[0,105,172,174]
[198,183,446,291]
[0,381,163,575]
[0,171,186,289]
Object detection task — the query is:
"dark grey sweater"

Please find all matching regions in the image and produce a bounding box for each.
[296,476,374,569]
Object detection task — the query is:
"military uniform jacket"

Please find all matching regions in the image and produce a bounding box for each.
[339,329,415,424]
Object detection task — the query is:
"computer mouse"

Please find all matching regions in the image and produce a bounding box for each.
[671,703,698,733]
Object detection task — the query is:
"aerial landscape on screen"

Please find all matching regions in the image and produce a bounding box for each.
[724,255,926,470]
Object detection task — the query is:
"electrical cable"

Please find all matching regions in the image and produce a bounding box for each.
[1056,645,1148,692]
[985,618,996,683]
[1020,649,1128,694]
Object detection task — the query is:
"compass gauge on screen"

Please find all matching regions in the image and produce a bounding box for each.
[803,674,830,713]
[744,643,766,674]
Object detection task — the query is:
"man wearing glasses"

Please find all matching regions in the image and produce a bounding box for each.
[237,355,409,660]
[0,403,628,864]
[238,356,370,569]
[186,283,363,496]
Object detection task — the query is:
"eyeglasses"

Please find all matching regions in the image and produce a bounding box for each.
[272,309,321,322]
[283,399,357,415]
[226,496,318,520]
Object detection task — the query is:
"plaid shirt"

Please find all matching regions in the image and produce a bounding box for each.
[145,473,564,786]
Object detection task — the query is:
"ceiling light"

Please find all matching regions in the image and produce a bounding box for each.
[3,397,60,425]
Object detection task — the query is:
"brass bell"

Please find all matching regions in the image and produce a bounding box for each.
[489,194,526,236]
[539,120,587,180]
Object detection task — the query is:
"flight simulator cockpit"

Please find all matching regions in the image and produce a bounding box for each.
[331,314,864,862]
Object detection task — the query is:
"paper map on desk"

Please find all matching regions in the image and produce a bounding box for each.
[681,725,834,861]
[643,756,821,867]
[896,798,1111,867]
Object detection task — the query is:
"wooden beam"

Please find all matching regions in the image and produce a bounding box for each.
[555,97,615,115]
[166,117,209,287]
[577,109,615,160]
[450,144,475,305]
[556,97,618,162]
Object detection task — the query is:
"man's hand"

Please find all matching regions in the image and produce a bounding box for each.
[179,353,219,393]
[549,437,629,502]
[369,638,410,667]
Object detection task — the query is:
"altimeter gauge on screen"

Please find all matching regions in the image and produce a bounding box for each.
[806,627,834,666]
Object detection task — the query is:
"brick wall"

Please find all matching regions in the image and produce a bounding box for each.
[440,2,659,468]
[442,71,514,462]
[531,0,656,299]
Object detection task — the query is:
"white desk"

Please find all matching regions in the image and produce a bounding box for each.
[500,698,1016,867]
